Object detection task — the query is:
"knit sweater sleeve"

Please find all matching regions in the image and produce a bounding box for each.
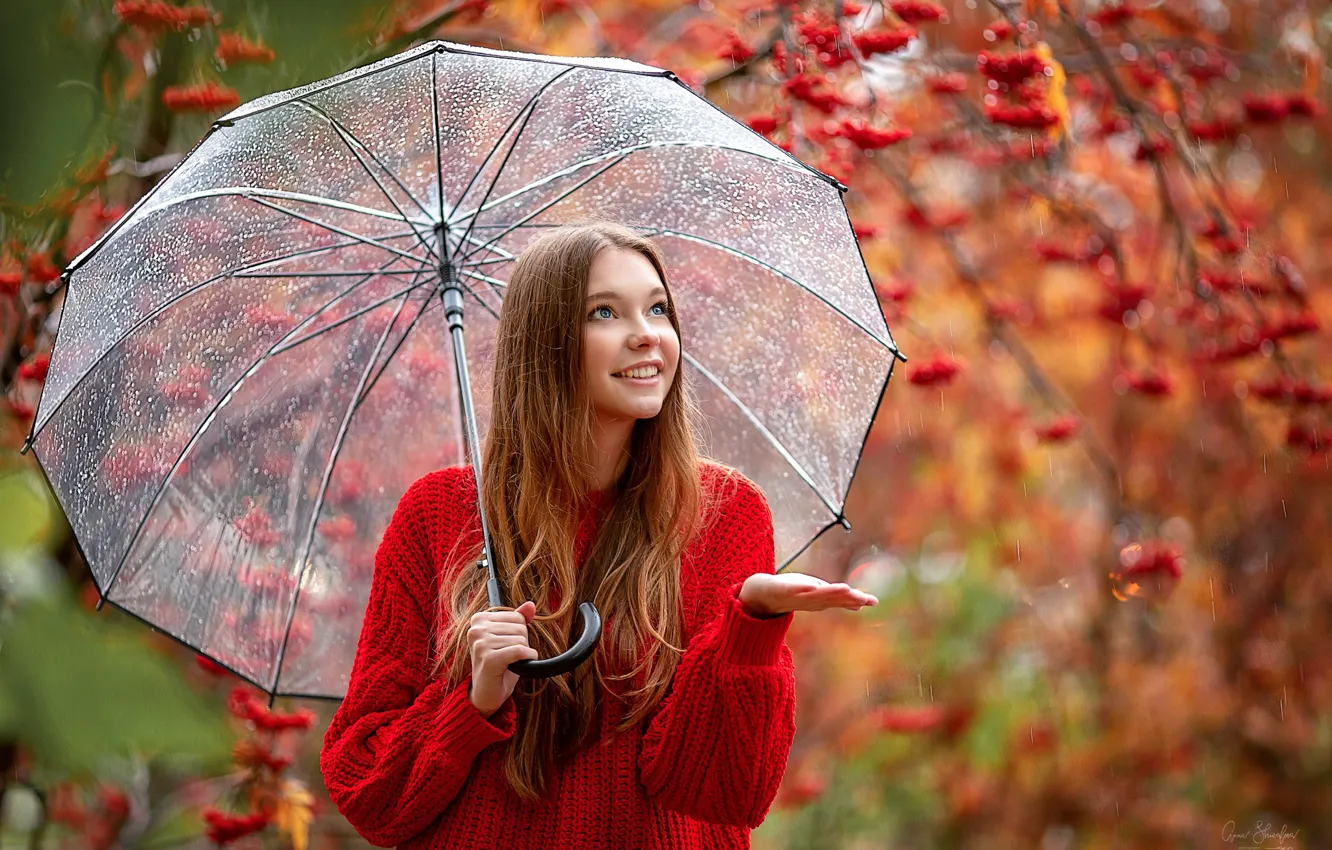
[638,473,798,829]
[319,470,516,848]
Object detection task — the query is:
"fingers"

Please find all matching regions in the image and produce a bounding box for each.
[496,644,539,664]
[787,583,879,611]
[469,622,531,640]
[478,605,535,626]
[472,637,538,666]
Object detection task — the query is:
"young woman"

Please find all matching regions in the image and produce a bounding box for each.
[319,221,878,849]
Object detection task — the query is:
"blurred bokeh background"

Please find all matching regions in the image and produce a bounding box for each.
[2,1,1331,848]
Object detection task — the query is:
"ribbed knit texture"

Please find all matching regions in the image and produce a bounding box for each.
[319,462,797,849]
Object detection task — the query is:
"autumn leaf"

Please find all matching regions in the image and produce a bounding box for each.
[272,779,314,850]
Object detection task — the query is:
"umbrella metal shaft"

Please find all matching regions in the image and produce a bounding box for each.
[437,243,506,611]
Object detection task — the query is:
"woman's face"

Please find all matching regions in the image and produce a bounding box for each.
[582,247,680,424]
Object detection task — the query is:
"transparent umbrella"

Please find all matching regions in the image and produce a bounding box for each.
[20,40,905,705]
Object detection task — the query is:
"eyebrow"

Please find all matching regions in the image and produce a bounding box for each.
[585,286,667,301]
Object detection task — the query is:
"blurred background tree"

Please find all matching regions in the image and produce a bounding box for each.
[2,1,1330,848]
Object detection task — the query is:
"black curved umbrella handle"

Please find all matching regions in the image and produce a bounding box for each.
[504,601,602,679]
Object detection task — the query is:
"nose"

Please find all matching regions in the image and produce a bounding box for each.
[629,323,661,349]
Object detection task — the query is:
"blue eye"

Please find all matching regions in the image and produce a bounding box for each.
[588,301,671,320]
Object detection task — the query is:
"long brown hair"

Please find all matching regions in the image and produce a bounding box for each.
[429,220,726,804]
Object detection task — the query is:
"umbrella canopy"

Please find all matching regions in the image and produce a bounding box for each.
[22,40,903,702]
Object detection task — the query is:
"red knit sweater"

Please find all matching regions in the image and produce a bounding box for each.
[319,462,797,849]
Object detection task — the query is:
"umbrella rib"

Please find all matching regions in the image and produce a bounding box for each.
[646,227,899,356]
[344,274,502,429]
[233,268,429,277]
[457,230,518,266]
[458,153,632,266]
[776,515,848,575]
[268,278,435,358]
[273,277,421,693]
[99,241,434,605]
[462,254,514,268]
[267,279,434,359]
[247,196,430,265]
[432,51,446,237]
[28,231,421,443]
[681,348,840,516]
[448,66,578,238]
[347,294,437,416]
[291,99,437,230]
[137,187,420,228]
[454,73,570,269]
[447,141,804,228]
[457,269,505,316]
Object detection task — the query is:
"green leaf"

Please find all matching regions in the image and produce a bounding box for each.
[0,468,67,554]
[0,595,235,777]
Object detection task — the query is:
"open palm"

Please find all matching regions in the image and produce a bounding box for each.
[739,572,879,617]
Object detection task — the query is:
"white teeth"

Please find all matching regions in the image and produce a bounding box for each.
[614,366,659,378]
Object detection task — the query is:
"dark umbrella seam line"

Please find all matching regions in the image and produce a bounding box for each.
[832,189,905,565]
[447,140,816,231]
[64,122,225,276]
[232,268,430,277]
[217,48,444,127]
[346,292,439,418]
[777,515,851,574]
[680,348,839,517]
[136,187,418,231]
[268,278,435,358]
[431,40,671,78]
[836,199,906,361]
[456,153,633,267]
[647,227,899,356]
[24,231,424,448]
[837,356,896,548]
[213,40,634,128]
[290,98,438,230]
[272,278,420,695]
[661,71,848,194]
[453,71,572,267]
[431,50,446,244]
[244,196,431,265]
[447,66,579,235]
